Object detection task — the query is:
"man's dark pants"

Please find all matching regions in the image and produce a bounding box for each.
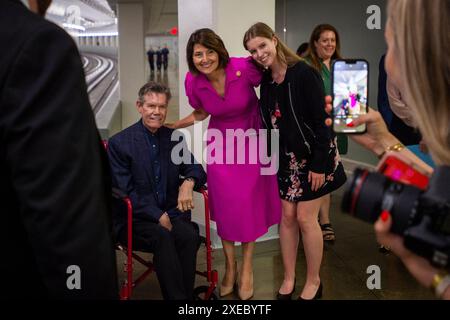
[118,215,200,300]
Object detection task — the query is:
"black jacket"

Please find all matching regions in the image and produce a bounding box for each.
[108,122,207,235]
[0,0,118,299]
[260,61,331,173]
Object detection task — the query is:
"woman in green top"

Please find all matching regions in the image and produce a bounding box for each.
[305,24,340,96]
[305,24,347,242]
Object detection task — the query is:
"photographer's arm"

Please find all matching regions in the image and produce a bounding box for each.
[350,109,433,175]
[375,214,450,300]
[324,96,433,175]
[165,108,209,129]
[325,96,448,299]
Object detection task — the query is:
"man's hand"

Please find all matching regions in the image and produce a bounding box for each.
[159,212,172,231]
[177,179,195,212]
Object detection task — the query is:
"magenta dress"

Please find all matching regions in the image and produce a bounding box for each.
[185,57,281,242]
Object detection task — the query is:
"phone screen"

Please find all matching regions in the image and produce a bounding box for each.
[332,60,369,133]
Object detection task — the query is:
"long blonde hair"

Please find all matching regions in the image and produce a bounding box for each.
[243,22,301,68]
[387,0,450,165]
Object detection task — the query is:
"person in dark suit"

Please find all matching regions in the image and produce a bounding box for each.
[156,47,163,72]
[161,45,169,71]
[107,82,207,300]
[147,47,155,73]
[0,0,118,299]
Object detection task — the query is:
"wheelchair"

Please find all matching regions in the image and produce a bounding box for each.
[104,137,218,300]
[112,187,218,300]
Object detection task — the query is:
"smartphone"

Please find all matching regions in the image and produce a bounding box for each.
[331,59,369,133]
[377,153,430,190]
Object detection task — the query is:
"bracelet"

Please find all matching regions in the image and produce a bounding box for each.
[377,142,406,159]
[430,271,450,298]
[387,142,406,152]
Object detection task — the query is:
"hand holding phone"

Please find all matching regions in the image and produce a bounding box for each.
[331,59,369,133]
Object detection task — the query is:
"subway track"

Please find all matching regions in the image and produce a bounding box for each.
[81,52,118,114]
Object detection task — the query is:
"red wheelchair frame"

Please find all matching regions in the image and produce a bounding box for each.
[105,141,218,300]
[114,188,218,300]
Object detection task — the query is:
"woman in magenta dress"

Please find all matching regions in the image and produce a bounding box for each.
[168,28,281,300]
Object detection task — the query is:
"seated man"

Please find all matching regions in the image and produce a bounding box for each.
[108,81,206,300]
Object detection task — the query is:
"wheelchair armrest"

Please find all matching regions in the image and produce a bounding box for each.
[179,175,207,193]
[194,184,207,193]
[112,187,128,200]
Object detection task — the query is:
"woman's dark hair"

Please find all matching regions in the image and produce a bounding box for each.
[307,24,342,72]
[186,28,230,75]
[296,42,309,57]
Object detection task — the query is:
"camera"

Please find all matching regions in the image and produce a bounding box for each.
[342,154,450,268]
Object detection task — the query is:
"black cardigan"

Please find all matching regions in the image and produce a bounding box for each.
[260,61,332,173]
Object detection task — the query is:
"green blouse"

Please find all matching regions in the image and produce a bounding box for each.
[304,57,331,95]
[319,61,331,96]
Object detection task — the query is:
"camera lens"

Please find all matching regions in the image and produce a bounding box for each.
[342,168,386,222]
[342,168,422,235]
[343,166,450,268]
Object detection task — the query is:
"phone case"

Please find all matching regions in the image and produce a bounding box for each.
[331,59,369,134]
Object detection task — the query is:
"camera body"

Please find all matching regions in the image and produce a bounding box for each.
[342,153,450,268]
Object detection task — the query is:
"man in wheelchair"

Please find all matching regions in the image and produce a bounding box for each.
[107,81,206,300]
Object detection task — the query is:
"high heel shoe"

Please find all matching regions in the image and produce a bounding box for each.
[298,282,322,300]
[238,270,254,300]
[220,262,237,297]
[276,278,296,300]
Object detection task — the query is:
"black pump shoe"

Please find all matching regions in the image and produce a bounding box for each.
[276,279,296,300]
[298,282,322,300]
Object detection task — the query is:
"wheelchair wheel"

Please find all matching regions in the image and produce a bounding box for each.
[193,285,218,300]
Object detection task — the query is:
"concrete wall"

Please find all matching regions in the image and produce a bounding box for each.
[213,0,275,57]
[276,0,387,165]
[117,2,146,129]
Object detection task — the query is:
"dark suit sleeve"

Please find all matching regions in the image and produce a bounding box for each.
[300,65,331,173]
[0,24,117,297]
[108,136,165,222]
[176,134,207,189]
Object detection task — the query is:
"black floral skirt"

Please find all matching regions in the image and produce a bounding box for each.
[278,137,347,202]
